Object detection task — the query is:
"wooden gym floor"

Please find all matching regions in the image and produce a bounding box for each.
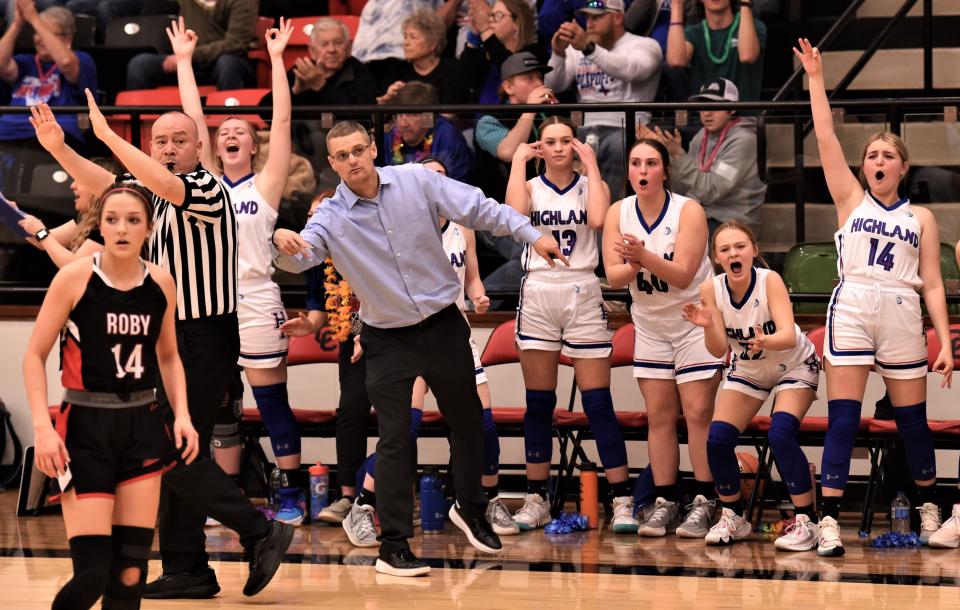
[3,492,960,609]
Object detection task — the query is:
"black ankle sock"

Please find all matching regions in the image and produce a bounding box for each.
[357,489,376,508]
[694,480,716,500]
[794,504,816,519]
[654,484,679,502]
[609,480,632,499]
[527,479,549,500]
[821,498,841,521]
[917,484,938,506]
[483,485,499,501]
[720,498,744,515]
[341,494,355,504]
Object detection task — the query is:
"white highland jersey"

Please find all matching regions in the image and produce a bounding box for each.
[713,267,814,372]
[835,192,922,290]
[620,191,713,318]
[522,173,598,281]
[227,174,277,282]
[441,220,467,311]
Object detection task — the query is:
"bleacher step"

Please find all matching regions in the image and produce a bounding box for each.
[808,48,960,90]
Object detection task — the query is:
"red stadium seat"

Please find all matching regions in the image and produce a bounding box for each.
[112,87,185,153]
[204,88,270,129]
[806,325,826,359]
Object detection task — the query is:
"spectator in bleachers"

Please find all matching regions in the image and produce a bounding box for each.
[639,78,765,234]
[0,1,96,190]
[383,81,474,182]
[0,2,95,145]
[353,0,464,86]
[443,0,538,57]
[459,0,541,104]
[537,0,638,46]
[376,9,469,105]
[624,0,696,99]
[261,16,377,189]
[473,52,555,295]
[665,0,765,102]
[289,17,375,105]
[474,51,555,200]
[545,0,660,198]
[125,0,258,91]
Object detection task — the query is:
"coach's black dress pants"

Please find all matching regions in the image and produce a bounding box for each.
[335,334,371,491]
[360,305,488,556]
[157,313,270,574]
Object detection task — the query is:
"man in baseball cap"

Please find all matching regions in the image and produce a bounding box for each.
[688,77,740,103]
[499,51,553,82]
[577,0,626,15]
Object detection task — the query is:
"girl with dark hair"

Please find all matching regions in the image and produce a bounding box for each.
[602,137,723,539]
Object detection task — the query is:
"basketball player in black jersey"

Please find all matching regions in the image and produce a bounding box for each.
[23,184,200,610]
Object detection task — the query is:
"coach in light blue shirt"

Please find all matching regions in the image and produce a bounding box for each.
[272,120,565,578]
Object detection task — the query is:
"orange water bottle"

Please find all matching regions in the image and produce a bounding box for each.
[579,461,599,529]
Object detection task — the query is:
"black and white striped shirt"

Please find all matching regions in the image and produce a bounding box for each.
[121,168,238,321]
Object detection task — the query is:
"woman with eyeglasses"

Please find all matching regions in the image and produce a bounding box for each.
[459,0,543,104]
[170,18,309,525]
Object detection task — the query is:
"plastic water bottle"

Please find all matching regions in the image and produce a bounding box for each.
[309,462,330,521]
[891,491,911,533]
[579,461,599,529]
[269,466,283,512]
[420,467,445,533]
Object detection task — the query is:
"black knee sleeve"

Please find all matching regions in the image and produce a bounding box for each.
[101,526,154,610]
[52,535,112,610]
[213,388,243,449]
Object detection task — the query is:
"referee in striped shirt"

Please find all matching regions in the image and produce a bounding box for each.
[30,99,292,598]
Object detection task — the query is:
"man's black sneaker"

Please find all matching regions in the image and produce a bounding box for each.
[375,548,431,577]
[449,501,503,554]
[142,567,220,599]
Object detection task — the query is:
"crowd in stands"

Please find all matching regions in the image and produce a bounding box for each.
[0,0,780,284]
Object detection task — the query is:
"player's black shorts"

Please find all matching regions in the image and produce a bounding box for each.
[54,400,175,497]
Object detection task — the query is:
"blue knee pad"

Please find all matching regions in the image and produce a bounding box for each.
[893,402,936,481]
[768,412,813,495]
[252,383,300,457]
[481,408,500,476]
[358,453,376,491]
[581,388,628,470]
[524,390,556,464]
[821,399,862,490]
[706,421,742,497]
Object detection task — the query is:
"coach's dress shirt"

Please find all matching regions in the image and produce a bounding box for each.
[274,164,541,329]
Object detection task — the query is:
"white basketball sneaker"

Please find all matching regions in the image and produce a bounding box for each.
[513,493,552,531]
[816,516,845,557]
[928,503,960,549]
[704,508,751,545]
[774,514,819,552]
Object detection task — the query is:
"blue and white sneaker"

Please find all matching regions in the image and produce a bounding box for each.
[275,487,306,526]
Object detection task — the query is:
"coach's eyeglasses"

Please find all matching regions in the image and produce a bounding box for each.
[330,144,371,163]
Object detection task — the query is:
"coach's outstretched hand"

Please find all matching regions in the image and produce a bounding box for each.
[272,228,312,256]
[532,234,569,268]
